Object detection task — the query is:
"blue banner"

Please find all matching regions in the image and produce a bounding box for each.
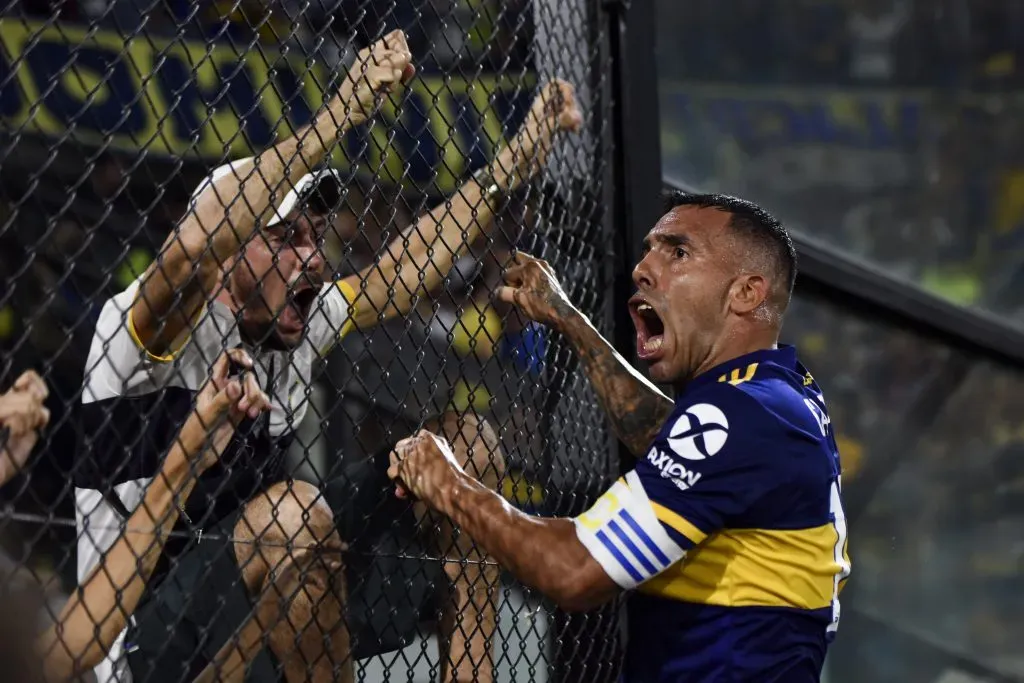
[660,82,925,153]
[0,20,535,194]
[659,82,934,195]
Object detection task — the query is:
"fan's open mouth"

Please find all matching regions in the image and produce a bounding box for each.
[292,287,317,320]
[280,286,319,331]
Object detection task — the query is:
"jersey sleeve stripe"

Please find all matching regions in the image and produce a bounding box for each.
[620,510,671,566]
[595,530,645,583]
[650,501,707,545]
[125,308,177,363]
[607,519,659,574]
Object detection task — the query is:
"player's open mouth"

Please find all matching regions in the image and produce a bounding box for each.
[629,297,665,361]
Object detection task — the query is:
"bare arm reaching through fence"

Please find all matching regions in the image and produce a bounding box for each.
[131,31,415,357]
[37,351,270,682]
[340,80,583,330]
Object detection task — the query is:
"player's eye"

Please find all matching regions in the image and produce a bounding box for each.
[674,247,687,259]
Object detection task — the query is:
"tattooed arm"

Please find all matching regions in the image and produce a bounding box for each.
[497,253,673,456]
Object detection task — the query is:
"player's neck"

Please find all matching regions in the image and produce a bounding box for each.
[686,329,780,387]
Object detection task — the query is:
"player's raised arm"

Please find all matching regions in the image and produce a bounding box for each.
[340,79,582,330]
[38,351,270,682]
[497,253,673,456]
[132,31,415,357]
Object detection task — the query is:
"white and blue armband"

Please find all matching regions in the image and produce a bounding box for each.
[573,470,687,590]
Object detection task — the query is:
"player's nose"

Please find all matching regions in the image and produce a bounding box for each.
[632,255,655,291]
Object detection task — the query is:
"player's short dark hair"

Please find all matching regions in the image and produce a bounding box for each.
[663,191,798,309]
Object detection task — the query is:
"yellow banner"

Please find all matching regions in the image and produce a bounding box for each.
[0,20,535,193]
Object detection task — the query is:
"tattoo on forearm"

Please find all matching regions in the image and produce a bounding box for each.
[562,315,673,456]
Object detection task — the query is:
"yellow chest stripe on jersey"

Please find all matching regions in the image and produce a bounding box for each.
[648,500,707,545]
[639,523,841,610]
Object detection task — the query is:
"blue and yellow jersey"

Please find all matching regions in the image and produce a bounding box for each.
[575,346,851,683]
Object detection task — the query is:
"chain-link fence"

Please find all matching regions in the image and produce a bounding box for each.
[0,1,623,681]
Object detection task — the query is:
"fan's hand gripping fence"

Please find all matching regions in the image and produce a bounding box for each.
[0,1,621,681]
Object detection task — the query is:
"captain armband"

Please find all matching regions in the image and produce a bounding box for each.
[573,471,687,589]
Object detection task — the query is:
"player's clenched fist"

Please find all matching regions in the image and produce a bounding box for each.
[496,252,578,331]
[387,430,465,514]
[335,29,416,127]
[0,369,50,484]
[170,349,272,475]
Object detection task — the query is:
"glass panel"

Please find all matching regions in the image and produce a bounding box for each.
[783,292,1024,682]
[656,0,1024,324]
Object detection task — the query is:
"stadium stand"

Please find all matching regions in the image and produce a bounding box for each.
[2,1,1024,682]
[654,2,1024,681]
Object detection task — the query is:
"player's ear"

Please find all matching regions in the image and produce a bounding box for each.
[728,274,768,316]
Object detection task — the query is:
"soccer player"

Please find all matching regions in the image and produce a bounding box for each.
[388,193,853,681]
[76,29,581,683]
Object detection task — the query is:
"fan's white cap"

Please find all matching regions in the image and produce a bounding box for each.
[190,157,347,226]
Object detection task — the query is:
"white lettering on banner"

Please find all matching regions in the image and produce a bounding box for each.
[646,447,703,492]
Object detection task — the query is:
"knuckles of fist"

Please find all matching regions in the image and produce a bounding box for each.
[0,371,51,437]
[0,35,582,482]
[386,431,463,503]
[497,253,569,326]
[342,30,581,130]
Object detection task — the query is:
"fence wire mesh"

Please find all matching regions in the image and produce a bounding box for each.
[0,1,621,681]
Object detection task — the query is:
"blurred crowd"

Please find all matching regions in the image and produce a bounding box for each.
[1,0,1024,681]
[653,0,1024,678]
[657,0,1024,325]
[14,0,533,72]
[783,295,1024,679]
[663,0,1024,88]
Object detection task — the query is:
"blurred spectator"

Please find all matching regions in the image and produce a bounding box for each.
[656,0,1024,326]
[845,0,911,83]
[969,0,1024,87]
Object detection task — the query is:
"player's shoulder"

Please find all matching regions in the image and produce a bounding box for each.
[665,347,824,451]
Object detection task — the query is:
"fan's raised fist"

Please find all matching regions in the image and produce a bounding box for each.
[335,29,416,127]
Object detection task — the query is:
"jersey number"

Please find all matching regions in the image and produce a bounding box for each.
[804,394,831,437]
[828,478,851,634]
